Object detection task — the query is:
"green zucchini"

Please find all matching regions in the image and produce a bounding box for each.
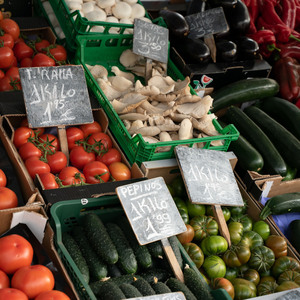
[152,281,172,294]
[62,232,90,283]
[166,277,197,300]
[71,225,108,281]
[106,222,138,274]
[260,192,300,219]
[283,165,298,181]
[211,78,279,113]
[83,213,118,265]
[131,277,156,296]
[168,236,183,269]
[244,105,300,169]
[97,281,126,300]
[225,106,287,176]
[184,267,214,300]
[288,220,300,254]
[258,97,300,140]
[119,283,143,298]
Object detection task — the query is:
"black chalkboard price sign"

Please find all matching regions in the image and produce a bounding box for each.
[127,292,186,300]
[133,18,169,64]
[185,7,229,39]
[19,65,93,128]
[276,290,300,300]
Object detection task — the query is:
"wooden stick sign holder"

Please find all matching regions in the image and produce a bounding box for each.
[19,65,94,164]
[174,146,245,247]
[116,177,187,282]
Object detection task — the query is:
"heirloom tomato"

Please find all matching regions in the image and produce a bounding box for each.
[0,288,28,300]
[272,256,300,278]
[229,200,247,217]
[182,242,204,268]
[212,278,235,300]
[0,269,9,289]
[177,224,194,244]
[83,161,110,184]
[203,255,226,279]
[96,148,121,166]
[39,172,59,190]
[13,127,34,149]
[278,270,300,285]
[225,267,238,281]
[80,121,102,137]
[230,214,253,232]
[231,278,257,299]
[252,220,270,241]
[265,235,287,258]
[0,169,7,187]
[186,202,206,218]
[257,281,278,296]
[223,244,251,268]
[169,176,186,198]
[69,146,96,170]
[240,230,264,250]
[0,187,18,210]
[201,235,228,256]
[59,166,86,186]
[206,205,231,222]
[228,221,244,245]
[242,269,260,286]
[109,161,131,181]
[248,246,275,273]
[190,215,218,241]
[275,281,299,292]
[25,156,50,179]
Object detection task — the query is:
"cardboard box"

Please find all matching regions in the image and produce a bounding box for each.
[0,109,145,207]
[0,205,79,299]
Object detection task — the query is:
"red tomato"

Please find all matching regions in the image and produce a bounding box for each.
[59,166,86,186]
[87,132,112,152]
[11,264,55,299]
[46,151,67,174]
[13,127,34,149]
[0,76,13,91]
[96,148,122,166]
[20,118,44,137]
[109,162,131,181]
[32,53,55,67]
[49,44,67,62]
[35,39,50,53]
[0,33,14,49]
[79,121,102,138]
[66,127,84,150]
[35,290,70,300]
[5,66,20,81]
[39,133,60,152]
[0,70,4,80]
[83,161,110,184]
[25,156,51,179]
[0,269,9,289]
[8,55,18,68]
[0,288,28,300]
[0,18,20,41]
[38,173,59,190]
[18,142,42,161]
[0,11,3,21]
[0,234,33,274]
[0,169,7,187]
[20,57,32,67]
[69,146,95,170]
[0,187,18,210]
[0,46,14,69]
[13,42,34,62]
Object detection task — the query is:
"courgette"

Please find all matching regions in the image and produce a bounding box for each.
[225,106,287,176]
[106,222,138,274]
[211,78,279,113]
[288,220,300,254]
[119,283,143,298]
[62,232,90,283]
[97,281,126,300]
[83,213,118,265]
[283,165,298,181]
[152,281,172,294]
[166,277,198,300]
[260,192,300,219]
[131,277,156,296]
[258,97,300,140]
[244,105,300,169]
[71,225,108,281]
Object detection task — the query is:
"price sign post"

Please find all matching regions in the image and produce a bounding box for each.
[19,65,94,160]
[175,146,244,247]
[133,19,169,83]
[116,177,186,282]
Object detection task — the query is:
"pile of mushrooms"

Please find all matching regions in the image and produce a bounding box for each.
[64,0,148,33]
[86,49,224,152]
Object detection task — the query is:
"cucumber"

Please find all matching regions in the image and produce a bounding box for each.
[107,263,123,278]
[166,277,197,300]
[210,78,279,113]
[71,225,108,281]
[62,232,90,283]
[116,216,152,269]
[119,283,143,298]
[260,192,300,219]
[147,240,164,258]
[140,268,172,284]
[168,236,183,269]
[131,277,156,296]
[244,105,300,169]
[106,222,138,274]
[152,281,172,294]
[83,213,118,265]
[97,281,126,300]
[288,220,300,254]
[258,97,300,140]
[184,267,214,300]
[225,106,287,176]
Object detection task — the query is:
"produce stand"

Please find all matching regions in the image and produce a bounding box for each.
[0,1,300,299]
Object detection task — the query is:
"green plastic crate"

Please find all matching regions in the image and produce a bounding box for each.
[50,196,232,300]
[74,33,239,166]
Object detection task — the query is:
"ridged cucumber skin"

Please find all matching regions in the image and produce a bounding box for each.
[147,241,164,258]
[140,268,172,284]
[116,216,152,269]
[166,277,197,300]
[97,281,126,300]
[62,232,90,283]
[184,268,214,300]
[106,222,138,274]
[260,192,300,219]
[83,213,118,265]
[259,97,300,140]
[225,106,287,176]
[244,105,300,169]
[168,236,183,269]
[152,281,172,294]
[229,133,264,172]
[211,78,279,113]
[131,277,156,296]
[119,283,143,298]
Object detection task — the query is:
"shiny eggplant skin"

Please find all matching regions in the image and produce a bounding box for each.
[216,39,237,62]
[209,0,238,9]
[234,36,260,60]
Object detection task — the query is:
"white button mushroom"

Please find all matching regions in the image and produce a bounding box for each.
[112,2,132,19]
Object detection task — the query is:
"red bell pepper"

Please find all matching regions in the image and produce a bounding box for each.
[281,0,296,29]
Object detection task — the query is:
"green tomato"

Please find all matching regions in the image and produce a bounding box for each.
[200,235,228,256]
[190,215,219,241]
[203,255,226,279]
[206,205,231,222]
[231,278,257,299]
[240,230,264,250]
[223,244,251,268]
[229,199,247,217]
[252,220,270,241]
[183,242,204,269]
[173,197,188,214]
[257,281,278,296]
[230,214,253,232]
[225,267,238,281]
[248,246,275,273]
[178,207,189,224]
[228,221,244,245]
[243,269,260,286]
[169,176,187,198]
[186,202,206,218]
[275,280,300,292]
[272,256,300,278]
